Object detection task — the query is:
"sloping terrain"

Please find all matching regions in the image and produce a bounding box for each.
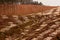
[0,4,57,15]
[0,7,60,40]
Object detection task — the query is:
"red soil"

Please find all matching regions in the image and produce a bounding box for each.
[0,4,57,15]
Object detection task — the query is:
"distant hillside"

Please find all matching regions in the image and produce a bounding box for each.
[0,4,57,15]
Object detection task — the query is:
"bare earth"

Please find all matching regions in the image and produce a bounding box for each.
[0,5,60,40]
[0,4,57,15]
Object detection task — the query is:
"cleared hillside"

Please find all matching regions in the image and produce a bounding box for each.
[0,7,60,40]
[0,4,57,15]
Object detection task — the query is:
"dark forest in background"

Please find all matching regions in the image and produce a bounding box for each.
[0,0,43,5]
[0,0,22,2]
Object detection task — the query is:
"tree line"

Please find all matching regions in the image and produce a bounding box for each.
[0,0,43,5]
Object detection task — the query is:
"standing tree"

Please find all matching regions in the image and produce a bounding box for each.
[39,2,43,5]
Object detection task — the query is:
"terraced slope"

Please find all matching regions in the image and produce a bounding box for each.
[0,7,60,40]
